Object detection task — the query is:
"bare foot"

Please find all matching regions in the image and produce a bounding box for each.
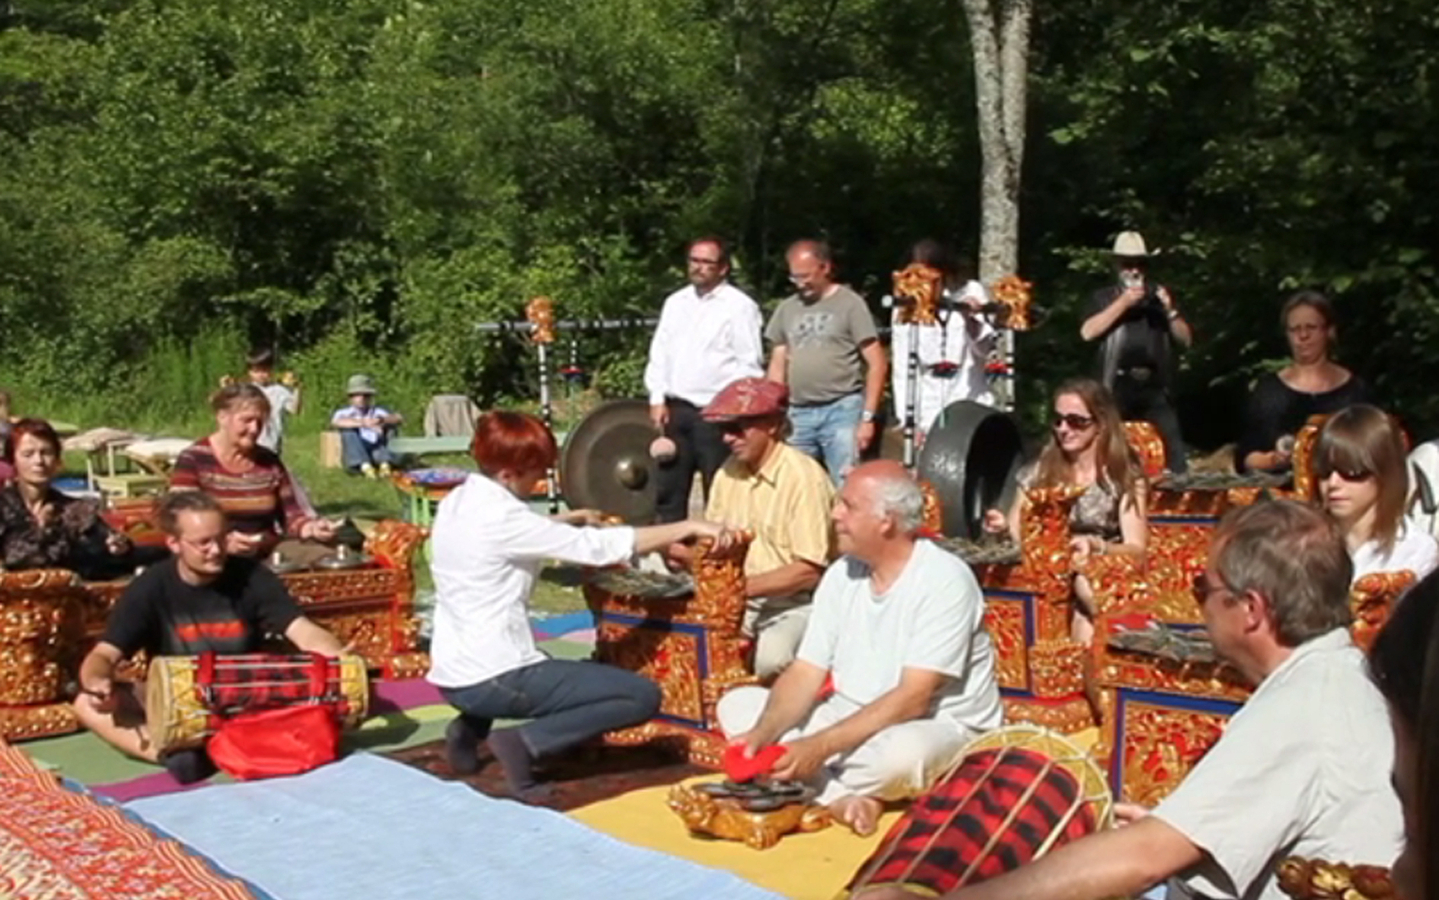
[828,794,883,837]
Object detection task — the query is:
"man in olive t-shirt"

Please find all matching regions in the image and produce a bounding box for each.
[73,491,344,781]
[765,240,887,485]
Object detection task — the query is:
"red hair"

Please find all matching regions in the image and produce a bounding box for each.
[471,411,557,477]
[5,418,61,464]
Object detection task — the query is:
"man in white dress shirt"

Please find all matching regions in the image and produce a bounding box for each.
[861,499,1402,900]
[644,237,765,522]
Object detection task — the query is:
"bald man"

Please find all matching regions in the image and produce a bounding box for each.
[717,461,1001,835]
[765,240,887,485]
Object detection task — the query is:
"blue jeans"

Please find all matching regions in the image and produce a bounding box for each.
[339,429,396,471]
[438,659,661,758]
[788,392,863,486]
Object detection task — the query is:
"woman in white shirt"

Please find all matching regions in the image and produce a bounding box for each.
[1313,405,1439,583]
[427,411,735,802]
[889,240,997,442]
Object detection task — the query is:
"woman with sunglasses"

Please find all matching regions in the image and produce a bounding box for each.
[1313,405,1438,582]
[1237,291,1372,474]
[983,378,1148,641]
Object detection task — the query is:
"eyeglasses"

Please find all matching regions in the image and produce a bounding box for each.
[1286,324,1324,336]
[1052,413,1096,431]
[1192,572,1234,607]
[688,256,723,267]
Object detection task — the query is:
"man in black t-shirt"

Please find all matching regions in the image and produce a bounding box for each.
[74,491,344,781]
[1079,231,1194,473]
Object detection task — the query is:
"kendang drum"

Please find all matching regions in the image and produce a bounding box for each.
[843,725,1113,897]
[145,653,370,753]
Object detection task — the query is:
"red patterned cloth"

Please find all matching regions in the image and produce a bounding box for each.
[0,738,256,898]
[848,746,1099,894]
[198,652,354,725]
[702,377,789,420]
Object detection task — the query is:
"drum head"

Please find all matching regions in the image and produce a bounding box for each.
[918,401,1025,539]
[559,399,658,524]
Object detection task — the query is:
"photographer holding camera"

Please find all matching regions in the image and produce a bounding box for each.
[1079,231,1192,473]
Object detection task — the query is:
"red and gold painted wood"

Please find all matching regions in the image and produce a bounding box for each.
[0,519,428,742]
[584,535,756,767]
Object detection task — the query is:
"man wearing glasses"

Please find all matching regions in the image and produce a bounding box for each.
[644,237,765,523]
[1080,231,1191,473]
[861,500,1401,900]
[766,240,887,486]
[73,491,346,784]
[668,377,835,679]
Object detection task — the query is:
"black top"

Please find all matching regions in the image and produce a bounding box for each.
[1234,371,1373,472]
[102,557,303,657]
[1088,284,1174,387]
[0,483,121,579]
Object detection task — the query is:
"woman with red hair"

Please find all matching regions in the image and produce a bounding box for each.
[0,418,132,578]
[427,410,736,802]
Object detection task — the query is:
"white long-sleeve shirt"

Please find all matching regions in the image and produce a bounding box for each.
[426,474,636,688]
[890,280,997,431]
[644,282,764,407]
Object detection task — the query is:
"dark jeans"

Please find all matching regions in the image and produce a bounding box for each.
[438,659,661,759]
[339,428,396,471]
[655,397,730,523]
[1112,374,1188,473]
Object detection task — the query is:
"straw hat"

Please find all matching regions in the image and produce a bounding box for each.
[1111,231,1156,258]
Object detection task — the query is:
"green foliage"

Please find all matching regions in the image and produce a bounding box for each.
[1,0,1437,448]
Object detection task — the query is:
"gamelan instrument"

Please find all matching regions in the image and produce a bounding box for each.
[668,779,831,850]
[145,652,370,753]
[842,725,1113,897]
[560,399,659,524]
[1277,858,1396,900]
[916,401,1026,539]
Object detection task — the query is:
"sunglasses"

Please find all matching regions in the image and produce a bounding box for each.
[1318,465,1374,482]
[716,420,752,437]
[1052,413,1096,431]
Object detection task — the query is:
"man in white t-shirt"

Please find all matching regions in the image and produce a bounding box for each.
[859,500,1402,900]
[718,460,1001,836]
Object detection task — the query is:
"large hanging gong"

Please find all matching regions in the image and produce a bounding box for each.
[559,399,658,524]
[918,401,1026,539]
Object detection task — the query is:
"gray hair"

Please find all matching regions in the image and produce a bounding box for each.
[1213,499,1353,646]
[869,471,925,534]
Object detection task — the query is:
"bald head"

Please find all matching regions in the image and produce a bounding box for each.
[849,461,924,534]
[786,240,834,300]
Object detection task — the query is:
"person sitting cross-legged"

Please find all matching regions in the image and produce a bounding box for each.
[72,491,346,784]
[718,460,1001,837]
[858,499,1402,900]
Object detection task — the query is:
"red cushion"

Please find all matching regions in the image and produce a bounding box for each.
[723,742,787,783]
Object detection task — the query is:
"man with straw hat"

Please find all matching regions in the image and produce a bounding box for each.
[1079,231,1192,473]
[331,374,403,478]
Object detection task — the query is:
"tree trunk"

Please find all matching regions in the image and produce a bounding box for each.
[961,0,1031,408]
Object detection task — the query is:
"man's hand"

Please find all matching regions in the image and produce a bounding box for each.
[1113,801,1152,825]
[559,508,607,527]
[982,508,1008,534]
[78,677,117,713]
[649,404,669,430]
[1119,285,1146,308]
[857,420,877,452]
[771,734,831,782]
[692,521,744,553]
[1157,285,1176,312]
[728,730,767,758]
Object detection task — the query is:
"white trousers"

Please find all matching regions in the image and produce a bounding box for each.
[742,603,812,680]
[716,685,970,805]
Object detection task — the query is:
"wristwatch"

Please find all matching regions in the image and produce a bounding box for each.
[861,410,876,423]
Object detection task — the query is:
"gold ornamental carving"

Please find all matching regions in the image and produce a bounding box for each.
[1117,701,1229,806]
[891,263,944,326]
[982,601,1028,690]
[668,782,832,849]
[1277,857,1395,900]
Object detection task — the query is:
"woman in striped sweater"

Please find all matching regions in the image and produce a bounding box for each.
[170,384,336,557]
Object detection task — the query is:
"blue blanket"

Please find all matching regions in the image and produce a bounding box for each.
[128,754,778,900]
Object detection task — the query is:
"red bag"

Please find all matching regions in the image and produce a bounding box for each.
[207,704,340,780]
[195,651,344,780]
